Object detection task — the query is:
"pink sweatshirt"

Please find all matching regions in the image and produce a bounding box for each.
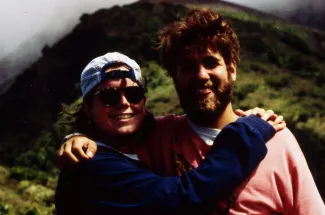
[138,114,325,215]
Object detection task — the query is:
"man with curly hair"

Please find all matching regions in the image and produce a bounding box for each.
[158,9,240,129]
[58,8,324,214]
[156,8,324,214]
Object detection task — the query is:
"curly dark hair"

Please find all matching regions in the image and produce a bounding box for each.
[158,8,240,79]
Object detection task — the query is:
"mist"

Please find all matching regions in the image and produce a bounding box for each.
[226,0,325,15]
[0,0,137,93]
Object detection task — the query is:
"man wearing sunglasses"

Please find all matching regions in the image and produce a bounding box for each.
[57,8,324,214]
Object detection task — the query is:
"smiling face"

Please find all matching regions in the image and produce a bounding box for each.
[87,65,146,136]
[175,47,236,126]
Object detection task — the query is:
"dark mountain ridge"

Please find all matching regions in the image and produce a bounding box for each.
[142,0,284,20]
[287,6,325,31]
[143,0,325,31]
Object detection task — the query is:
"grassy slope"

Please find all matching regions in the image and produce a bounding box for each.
[1,2,325,214]
[0,166,56,215]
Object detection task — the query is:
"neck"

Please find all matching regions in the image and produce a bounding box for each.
[191,103,238,129]
[97,133,139,154]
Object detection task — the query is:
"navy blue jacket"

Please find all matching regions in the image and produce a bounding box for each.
[55,116,275,215]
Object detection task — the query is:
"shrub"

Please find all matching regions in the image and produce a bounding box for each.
[19,208,40,215]
[264,74,290,88]
[0,202,9,215]
[10,167,49,185]
[280,32,310,55]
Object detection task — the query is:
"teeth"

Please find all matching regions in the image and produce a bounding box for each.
[115,114,134,119]
[195,88,211,94]
[197,88,208,92]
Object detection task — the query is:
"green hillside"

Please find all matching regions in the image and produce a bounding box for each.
[0,1,324,214]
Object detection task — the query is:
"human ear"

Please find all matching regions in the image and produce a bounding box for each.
[82,102,92,118]
[143,96,147,105]
[229,63,237,82]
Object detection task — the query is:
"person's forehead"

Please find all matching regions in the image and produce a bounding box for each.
[96,78,138,91]
[104,64,130,73]
[178,48,222,62]
[99,64,137,89]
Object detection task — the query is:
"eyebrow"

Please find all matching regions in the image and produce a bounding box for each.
[203,55,220,61]
[178,53,222,64]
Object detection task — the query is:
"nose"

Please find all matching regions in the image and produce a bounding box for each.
[117,93,130,107]
[195,64,210,81]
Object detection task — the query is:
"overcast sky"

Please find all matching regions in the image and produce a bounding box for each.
[0,0,138,60]
[0,0,137,92]
[0,0,320,92]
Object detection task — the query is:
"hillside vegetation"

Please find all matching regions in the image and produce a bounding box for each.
[0,1,324,214]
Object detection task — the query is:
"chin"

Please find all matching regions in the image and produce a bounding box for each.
[114,126,138,136]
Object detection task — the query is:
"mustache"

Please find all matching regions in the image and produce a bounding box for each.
[187,79,217,92]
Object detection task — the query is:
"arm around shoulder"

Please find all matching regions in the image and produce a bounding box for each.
[56,118,274,212]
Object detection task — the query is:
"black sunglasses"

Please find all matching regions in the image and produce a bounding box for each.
[94,86,145,106]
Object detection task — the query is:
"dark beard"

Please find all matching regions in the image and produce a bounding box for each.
[176,78,234,127]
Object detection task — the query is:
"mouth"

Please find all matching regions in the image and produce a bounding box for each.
[194,88,212,96]
[111,113,136,120]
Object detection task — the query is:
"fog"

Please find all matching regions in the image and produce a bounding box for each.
[227,0,325,15]
[0,0,137,93]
